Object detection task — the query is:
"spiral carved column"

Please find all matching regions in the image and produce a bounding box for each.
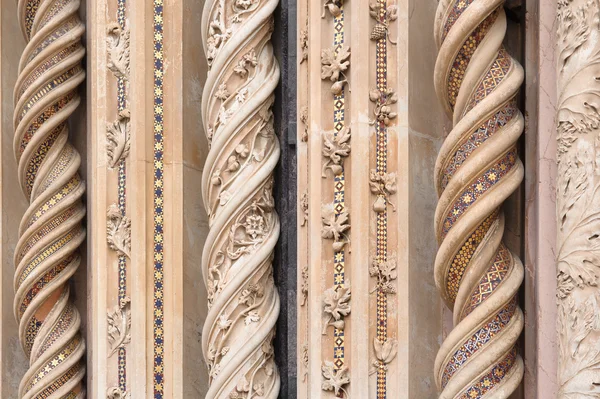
[13,0,86,397]
[433,1,524,397]
[201,0,281,397]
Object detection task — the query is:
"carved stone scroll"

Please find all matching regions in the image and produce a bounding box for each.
[556,0,600,395]
[201,0,281,396]
[433,0,525,397]
[13,0,86,396]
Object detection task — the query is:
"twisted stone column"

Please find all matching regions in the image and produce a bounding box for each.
[13,0,86,397]
[433,1,524,397]
[201,0,280,397]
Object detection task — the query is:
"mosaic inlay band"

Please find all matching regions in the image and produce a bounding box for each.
[433,0,524,396]
[153,0,165,396]
[14,1,87,396]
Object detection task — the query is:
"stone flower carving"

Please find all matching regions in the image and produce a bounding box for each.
[107,297,131,357]
[370,88,398,126]
[370,255,398,294]
[369,1,398,44]
[322,127,351,177]
[107,204,131,257]
[107,22,131,79]
[107,387,131,399]
[321,46,351,94]
[321,361,350,397]
[106,109,131,169]
[321,204,351,251]
[322,284,351,334]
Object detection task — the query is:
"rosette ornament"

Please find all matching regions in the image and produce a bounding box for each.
[432,0,524,397]
[200,0,281,396]
[13,0,86,397]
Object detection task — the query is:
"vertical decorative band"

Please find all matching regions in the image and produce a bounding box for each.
[433,0,524,397]
[14,0,86,397]
[556,0,600,395]
[106,0,131,396]
[152,0,165,397]
[200,0,281,395]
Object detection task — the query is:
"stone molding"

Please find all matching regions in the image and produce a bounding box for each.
[13,0,87,396]
[556,0,600,395]
[200,0,282,396]
[433,0,525,397]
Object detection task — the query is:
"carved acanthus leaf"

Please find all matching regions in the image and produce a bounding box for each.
[106,109,131,169]
[107,297,131,357]
[107,22,131,79]
[322,127,351,177]
[322,284,351,334]
[321,204,350,251]
[107,204,132,258]
[321,360,350,397]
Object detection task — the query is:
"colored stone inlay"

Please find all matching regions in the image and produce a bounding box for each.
[26,337,80,391]
[36,364,82,398]
[20,92,76,156]
[442,148,517,238]
[446,10,498,108]
[40,304,75,353]
[464,47,512,115]
[18,44,80,99]
[447,210,498,302]
[39,0,72,31]
[442,298,517,388]
[19,66,83,123]
[28,176,81,228]
[17,207,77,264]
[442,0,476,40]
[25,0,42,39]
[441,100,518,190]
[457,348,517,399]
[17,227,80,287]
[25,316,43,355]
[25,125,64,196]
[463,245,511,317]
[27,18,80,64]
[19,257,72,316]
[153,0,165,396]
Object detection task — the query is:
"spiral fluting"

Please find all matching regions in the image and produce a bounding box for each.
[201,0,280,396]
[12,0,86,398]
[433,1,524,397]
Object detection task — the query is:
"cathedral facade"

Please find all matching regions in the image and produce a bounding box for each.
[0,0,591,398]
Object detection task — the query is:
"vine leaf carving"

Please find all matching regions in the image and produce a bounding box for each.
[321,204,351,251]
[300,26,309,64]
[369,170,398,212]
[300,190,309,226]
[107,204,132,258]
[369,1,398,44]
[370,337,398,375]
[107,22,131,79]
[369,88,398,126]
[322,127,351,177]
[107,297,131,357]
[106,109,131,169]
[369,255,398,294]
[107,387,131,399]
[321,360,350,397]
[321,46,351,94]
[322,284,351,334]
